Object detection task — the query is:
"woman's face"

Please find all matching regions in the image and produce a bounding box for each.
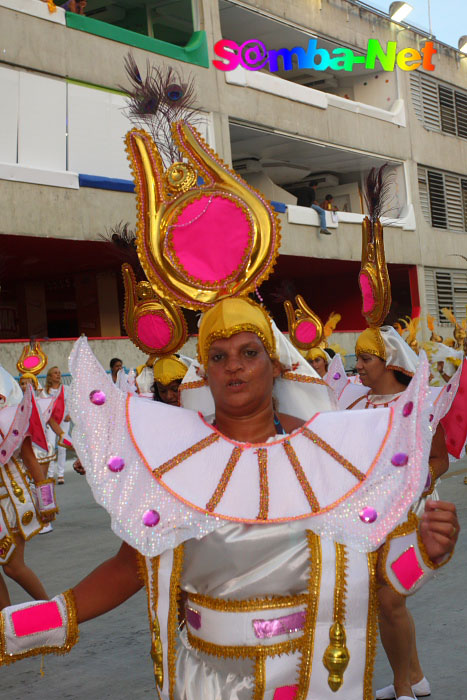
[206,331,280,417]
[309,355,327,378]
[50,367,61,383]
[19,376,34,393]
[355,353,387,388]
[155,379,182,406]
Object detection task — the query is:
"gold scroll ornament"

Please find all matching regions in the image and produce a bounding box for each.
[358,218,391,328]
[125,123,281,310]
[122,263,187,356]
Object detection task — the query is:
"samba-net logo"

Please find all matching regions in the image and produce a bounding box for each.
[213,38,436,73]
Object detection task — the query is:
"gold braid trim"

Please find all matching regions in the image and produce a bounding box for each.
[63,589,80,653]
[136,551,148,588]
[295,532,322,700]
[186,631,302,660]
[334,544,348,625]
[283,440,320,512]
[281,372,327,386]
[302,428,366,482]
[154,433,220,478]
[257,448,269,520]
[206,446,243,512]
[168,545,184,700]
[187,591,308,612]
[253,652,266,700]
[364,552,379,700]
[139,554,164,690]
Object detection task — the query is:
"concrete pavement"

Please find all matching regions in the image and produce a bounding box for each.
[2,459,466,700]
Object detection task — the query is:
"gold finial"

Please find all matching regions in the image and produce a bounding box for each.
[323,621,351,691]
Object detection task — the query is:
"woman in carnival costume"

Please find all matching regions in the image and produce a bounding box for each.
[0,363,59,609]
[40,366,71,485]
[152,355,189,406]
[0,125,460,700]
[323,182,467,700]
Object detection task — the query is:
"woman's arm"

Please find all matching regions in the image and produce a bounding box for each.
[73,542,144,623]
[0,542,145,664]
[429,424,449,479]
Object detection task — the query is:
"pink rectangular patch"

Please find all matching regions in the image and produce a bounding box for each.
[391,546,424,590]
[12,601,63,637]
[273,686,298,700]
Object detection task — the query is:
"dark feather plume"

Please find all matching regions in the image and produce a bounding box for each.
[99,222,145,281]
[364,163,395,223]
[122,53,202,165]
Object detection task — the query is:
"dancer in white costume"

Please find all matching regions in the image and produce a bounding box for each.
[41,367,70,485]
[0,378,59,608]
[343,327,446,700]
[0,127,461,700]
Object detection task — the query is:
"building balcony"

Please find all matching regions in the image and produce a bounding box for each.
[218,0,406,128]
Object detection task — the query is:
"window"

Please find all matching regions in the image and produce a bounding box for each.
[410,72,467,140]
[73,1,195,46]
[418,165,467,232]
[424,267,467,324]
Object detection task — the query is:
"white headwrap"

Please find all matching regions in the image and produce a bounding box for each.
[0,365,23,407]
[356,326,419,376]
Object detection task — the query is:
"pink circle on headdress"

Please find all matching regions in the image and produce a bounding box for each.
[23,356,40,369]
[137,314,173,350]
[359,272,375,313]
[295,321,317,344]
[170,196,251,284]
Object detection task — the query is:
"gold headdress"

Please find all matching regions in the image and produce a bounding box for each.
[122,121,281,362]
[197,297,276,367]
[153,356,188,386]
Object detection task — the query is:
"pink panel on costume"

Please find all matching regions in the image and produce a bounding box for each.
[23,356,40,369]
[273,686,298,700]
[137,314,173,350]
[12,601,63,637]
[253,611,306,639]
[359,272,375,313]
[28,396,48,451]
[51,386,66,424]
[391,546,424,590]
[441,359,467,459]
[171,196,251,283]
[295,321,317,344]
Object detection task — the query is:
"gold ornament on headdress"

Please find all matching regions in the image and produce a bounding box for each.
[441,308,466,350]
[398,315,420,354]
[427,314,443,343]
[358,165,392,328]
[125,122,280,310]
[16,342,47,376]
[122,263,187,356]
[284,295,324,351]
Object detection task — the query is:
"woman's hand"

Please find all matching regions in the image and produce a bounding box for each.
[420,500,459,563]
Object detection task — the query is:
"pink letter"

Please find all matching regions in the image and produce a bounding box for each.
[213,40,240,71]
